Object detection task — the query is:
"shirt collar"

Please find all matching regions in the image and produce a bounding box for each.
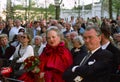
[90,46,101,54]
[101,41,110,49]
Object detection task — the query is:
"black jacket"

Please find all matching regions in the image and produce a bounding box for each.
[63,48,114,82]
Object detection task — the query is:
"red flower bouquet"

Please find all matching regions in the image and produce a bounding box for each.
[24,56,40,73]
[19,56,45,82]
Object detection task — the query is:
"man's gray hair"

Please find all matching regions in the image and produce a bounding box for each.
[85,25,102,36]
[34,35,42,40]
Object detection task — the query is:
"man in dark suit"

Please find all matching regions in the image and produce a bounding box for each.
[63,25,114,82]
[100,24,120,82]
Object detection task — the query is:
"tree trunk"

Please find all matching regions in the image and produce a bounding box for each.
[109,0,112,19]
[116,8,120,18]
[6,0,14,20]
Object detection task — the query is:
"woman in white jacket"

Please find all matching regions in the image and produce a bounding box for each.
[10,33,34,66]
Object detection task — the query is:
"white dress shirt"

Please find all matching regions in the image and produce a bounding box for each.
[10,45,34,63]
[9,26,23,41]
[101,41,110,50]
[72,46,101,72]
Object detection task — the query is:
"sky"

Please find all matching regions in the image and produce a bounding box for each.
[0,0,100,11]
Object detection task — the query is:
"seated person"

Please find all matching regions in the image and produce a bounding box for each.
[0,34,15,67]
[32,35,45,56]
[63,35,87,82]
[9,33,34,78]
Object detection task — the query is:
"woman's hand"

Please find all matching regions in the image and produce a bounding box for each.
[32,66,40,73]
[40,72,45,78]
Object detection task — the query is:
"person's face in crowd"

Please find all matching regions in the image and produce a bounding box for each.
[17,34,23,42]
[117,16,120,20]
[34,22,39,28]
[65,33,71,41]
[73,26,78,31]
[0,37,8,46]
[42,36,46,44]
[8,19,13,27]
[113,34,120,42]
[83,29,101,51]
[60,18,64,23]
[71,16,74,20]
[2,22,6,28]
[47,30,60,47]
[117,42,120,49]
[70,32,78,41]
[35,37,42,46]
[72,39,81,48]
[0,23,3,30]
[42,27,47,33]
[65,23,71,31]
[8,19,13,25]
[21,34,29,44]
[15,20,21,27]
[0,17,2,22]
[26,23,31,28]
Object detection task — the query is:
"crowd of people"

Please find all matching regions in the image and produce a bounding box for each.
[0,15,120,82]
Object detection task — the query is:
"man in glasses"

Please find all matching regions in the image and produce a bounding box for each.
[63,25,114,82]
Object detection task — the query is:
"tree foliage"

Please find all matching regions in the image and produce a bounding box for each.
[112,0,120,16]
[12,3,55,20]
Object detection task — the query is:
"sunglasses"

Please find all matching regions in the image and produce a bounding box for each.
[21,36,27,39]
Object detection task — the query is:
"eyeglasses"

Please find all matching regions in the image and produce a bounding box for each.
[21,36,27,39]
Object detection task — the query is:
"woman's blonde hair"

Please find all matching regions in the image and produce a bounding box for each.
[23,33,32,45]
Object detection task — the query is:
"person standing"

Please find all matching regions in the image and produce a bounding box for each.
[4,18,14,37]
[31,21,41,39]
[0,22,8,35]
[100,24,120,82]
[9,19,24,41]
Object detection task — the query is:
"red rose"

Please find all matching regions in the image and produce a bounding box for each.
[24,56,40,71]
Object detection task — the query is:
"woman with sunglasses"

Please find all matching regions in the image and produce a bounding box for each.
[10,33,34,78]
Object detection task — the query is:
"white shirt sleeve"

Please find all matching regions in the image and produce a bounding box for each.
[17,45,34,63]
[72,65,79,72]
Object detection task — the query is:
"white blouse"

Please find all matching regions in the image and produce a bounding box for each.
[10,45,34,63]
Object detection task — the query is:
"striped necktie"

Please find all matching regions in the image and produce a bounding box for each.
[79,51,92,66]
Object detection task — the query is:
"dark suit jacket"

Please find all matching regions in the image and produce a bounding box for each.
[71,45,88,65]
[63,48,114,82]
[0,44,15,67]
[106,43,120,70]
[0,44,15,59]
[63,45,87,82]
[2,27,11,36]
[106,43,120,82]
